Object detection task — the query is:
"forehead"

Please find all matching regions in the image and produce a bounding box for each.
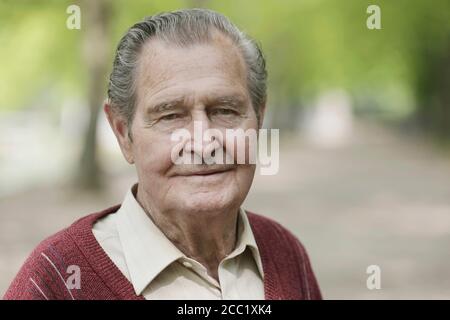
[134,32,249,106]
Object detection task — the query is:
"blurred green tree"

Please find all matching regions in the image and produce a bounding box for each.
[0,0,449,190]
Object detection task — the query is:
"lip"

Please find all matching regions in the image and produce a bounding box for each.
[174,166,235,177]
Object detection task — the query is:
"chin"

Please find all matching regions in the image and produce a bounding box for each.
[177,189,238,213]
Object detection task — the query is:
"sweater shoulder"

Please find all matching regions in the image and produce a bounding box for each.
[246,211,306,249]
[14,210,103,266]
[28,204,120,257]
[3,226,77,299]
[246,211,322,300]
[3,205,119,300]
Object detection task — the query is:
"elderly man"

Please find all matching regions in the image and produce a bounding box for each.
[4,9,321,300]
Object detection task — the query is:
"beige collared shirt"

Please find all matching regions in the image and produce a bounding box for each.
[92,185,265,300]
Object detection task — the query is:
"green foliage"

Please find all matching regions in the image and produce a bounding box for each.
[0,0,449,121]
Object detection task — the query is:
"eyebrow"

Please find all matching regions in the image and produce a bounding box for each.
[206,95,246,109]
[145,94,247,114]
[146,98,185,114]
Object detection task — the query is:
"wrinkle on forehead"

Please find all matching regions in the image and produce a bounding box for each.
[134,30,249,105]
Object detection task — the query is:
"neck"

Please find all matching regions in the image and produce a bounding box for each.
[135,186,239,282]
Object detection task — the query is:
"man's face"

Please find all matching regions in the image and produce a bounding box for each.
[111,33,261,215]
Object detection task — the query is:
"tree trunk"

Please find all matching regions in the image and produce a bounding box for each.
[77,0,111,190]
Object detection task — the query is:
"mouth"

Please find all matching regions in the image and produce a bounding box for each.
[174,165,236,177]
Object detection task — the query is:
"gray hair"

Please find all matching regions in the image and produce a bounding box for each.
[107,8,267,131]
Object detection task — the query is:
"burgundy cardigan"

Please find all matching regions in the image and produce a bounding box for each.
[3,205,322,300]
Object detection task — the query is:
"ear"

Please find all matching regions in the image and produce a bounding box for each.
[258,100,266,129]
[104,102,135,164]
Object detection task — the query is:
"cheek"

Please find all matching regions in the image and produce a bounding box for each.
[132,133,174,176]
[237,164,256,185]
[228,165,256,202]
[223,119,259,164]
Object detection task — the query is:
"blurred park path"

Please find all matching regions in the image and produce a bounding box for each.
[1,118,450,299]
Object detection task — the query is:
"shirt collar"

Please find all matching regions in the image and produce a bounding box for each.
[116,184,264,295]
[234,207,265,279]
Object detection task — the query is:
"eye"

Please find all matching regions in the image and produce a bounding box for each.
[160,113,183,121]
[211,108,238,116]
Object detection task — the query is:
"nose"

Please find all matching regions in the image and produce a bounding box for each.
[182,110,223,164]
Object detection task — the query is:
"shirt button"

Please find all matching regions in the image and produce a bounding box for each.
[182,261,193,268]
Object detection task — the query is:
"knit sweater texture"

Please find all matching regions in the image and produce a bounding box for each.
[4,205,322,300]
